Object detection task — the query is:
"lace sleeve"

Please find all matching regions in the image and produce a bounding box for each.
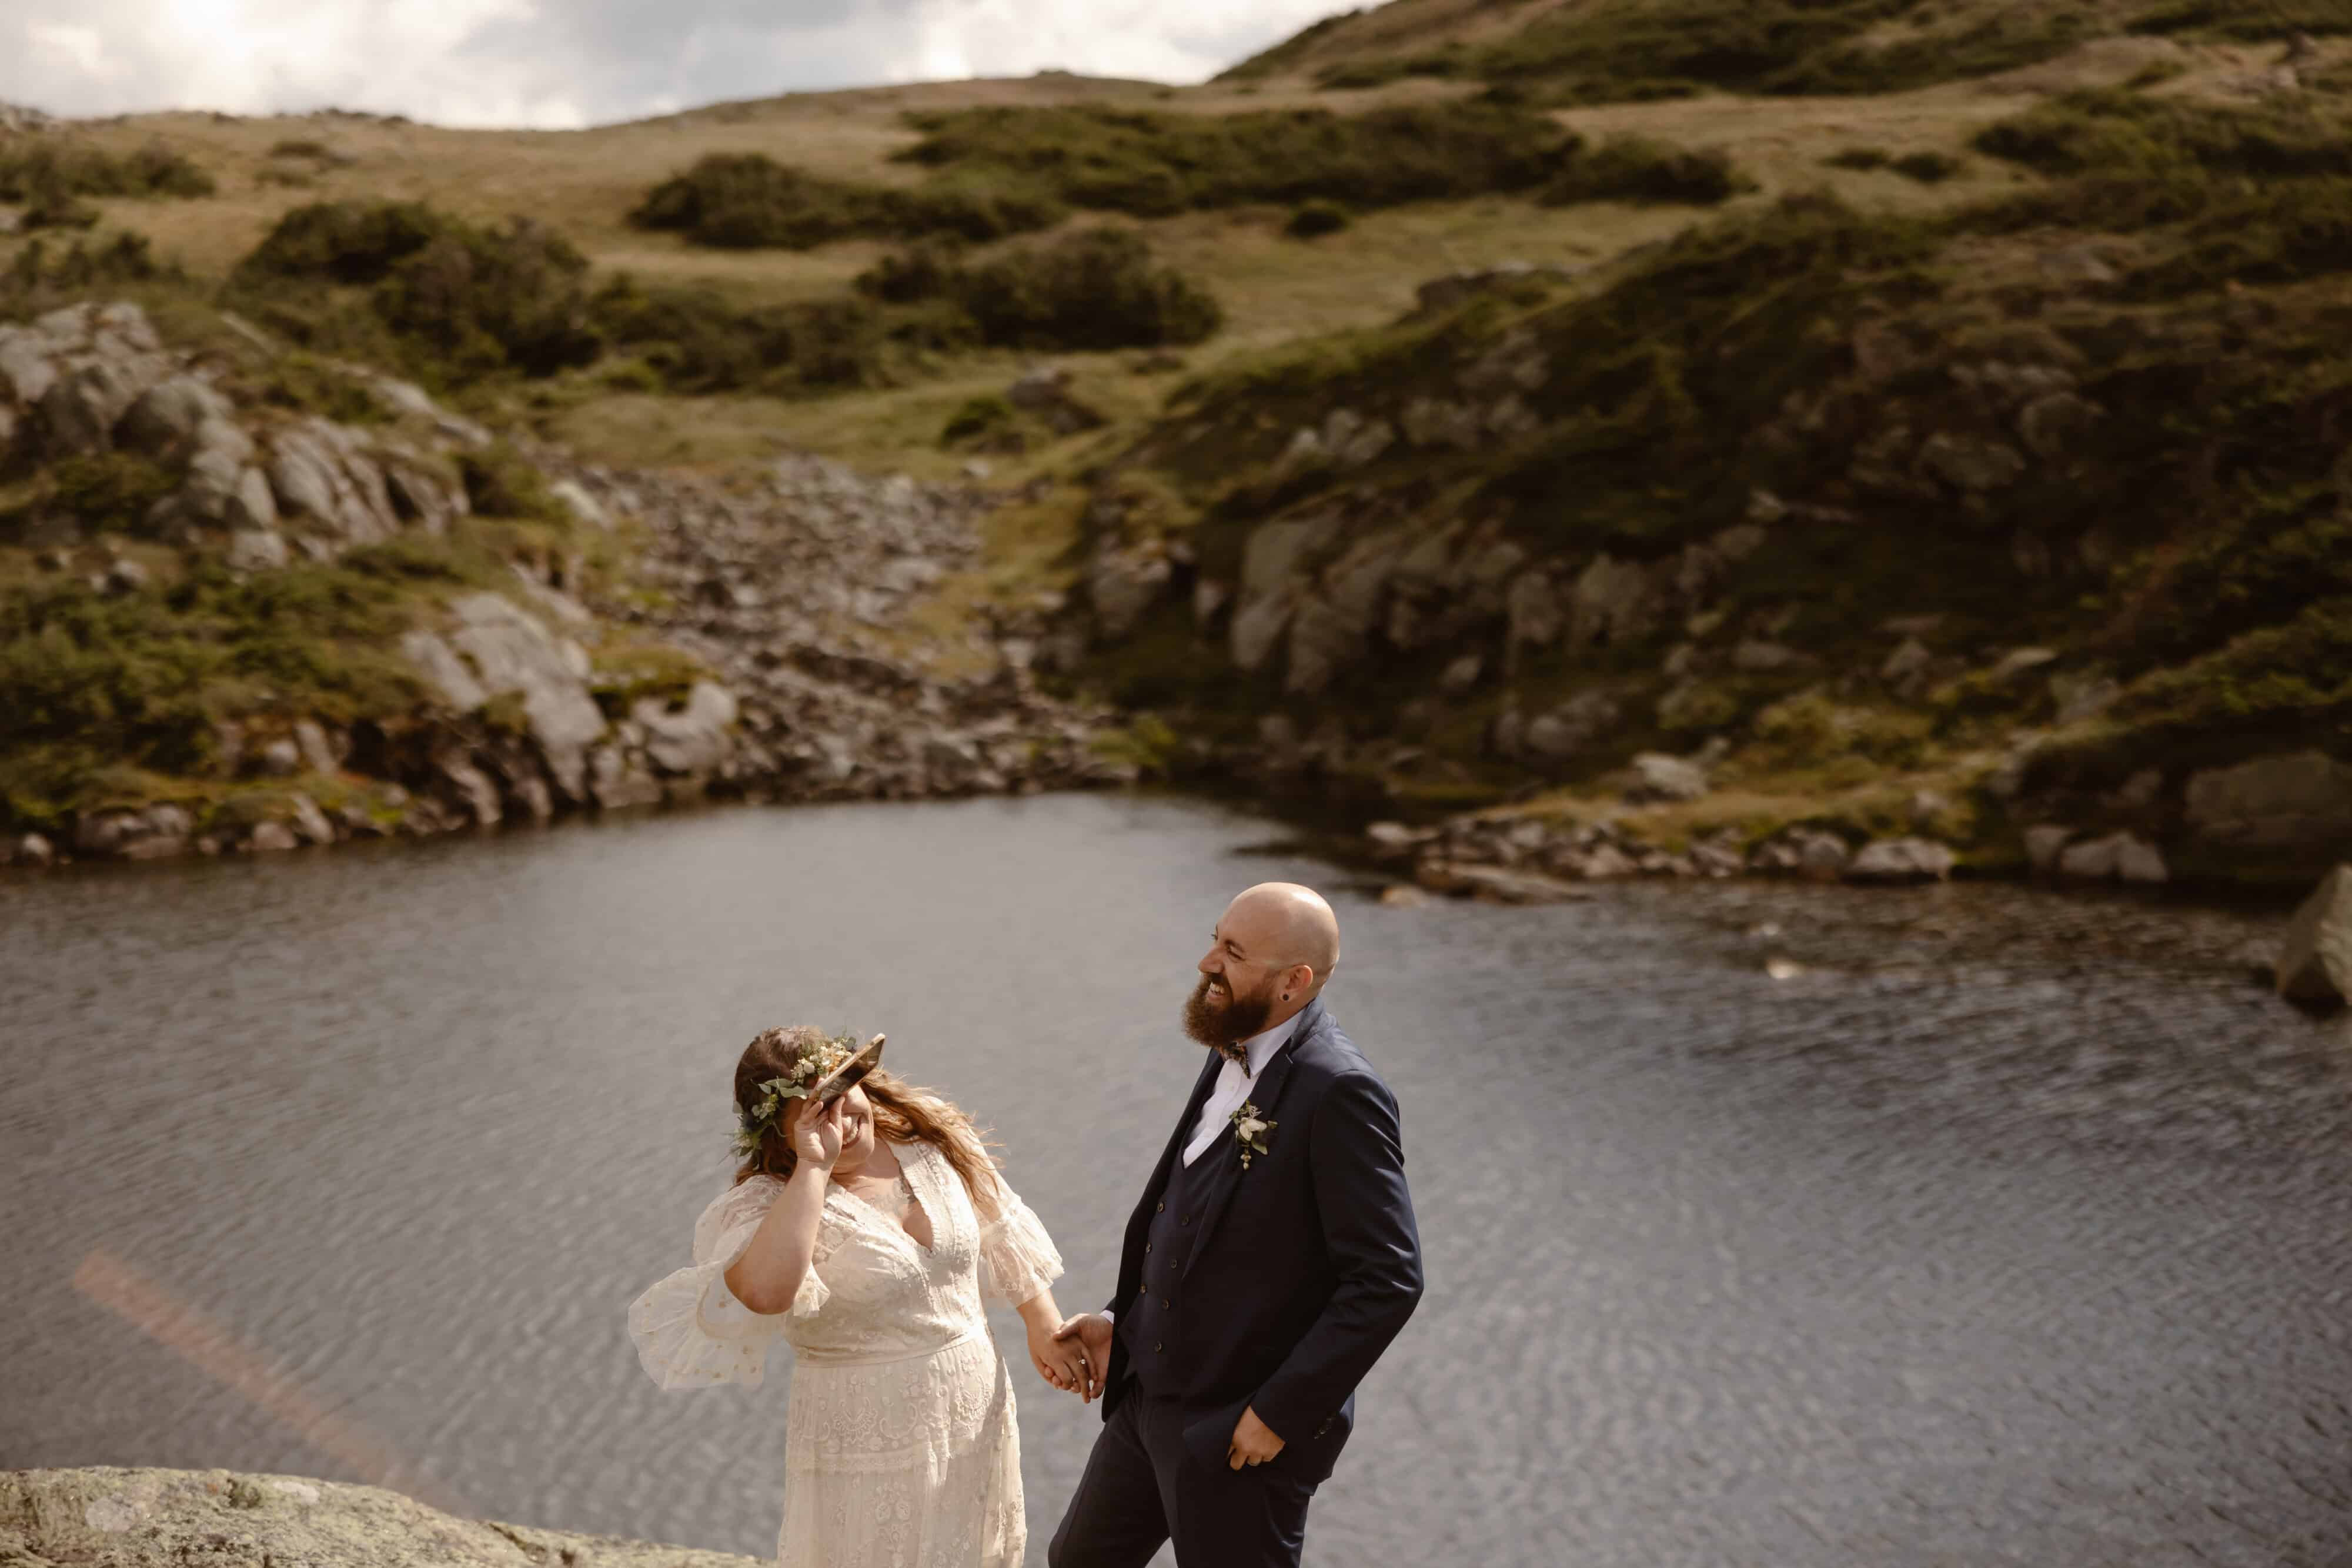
[975,1178,1065,1306]
[626,1176,807,1390]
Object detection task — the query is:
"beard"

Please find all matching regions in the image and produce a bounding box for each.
[1183,972,1275,1050]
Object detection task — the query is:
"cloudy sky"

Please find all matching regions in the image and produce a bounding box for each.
[4,0,1349,129]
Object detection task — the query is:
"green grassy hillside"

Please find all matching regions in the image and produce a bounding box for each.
[4,8,2349,881]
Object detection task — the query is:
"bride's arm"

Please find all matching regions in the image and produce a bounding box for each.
[723,1097,843,1315]
[1016,1287,1087,1393]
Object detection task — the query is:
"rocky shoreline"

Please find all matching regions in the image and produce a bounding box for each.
[1,300,1134,872]
[0,1467,759,1568]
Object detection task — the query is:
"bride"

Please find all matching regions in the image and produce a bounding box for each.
[629,1025,1085,1567]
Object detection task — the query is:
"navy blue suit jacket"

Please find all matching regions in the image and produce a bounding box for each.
[1100,999,1424,1486]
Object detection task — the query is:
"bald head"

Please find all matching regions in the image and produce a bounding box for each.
[1224,882,1341,994]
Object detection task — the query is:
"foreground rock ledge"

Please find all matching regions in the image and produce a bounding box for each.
[0,1467,760,1568]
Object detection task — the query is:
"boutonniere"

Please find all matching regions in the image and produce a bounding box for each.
[1231,1102,1275,1169]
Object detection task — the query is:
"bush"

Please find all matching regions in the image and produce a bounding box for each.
[49,453,178,534]
[1,233,171,320]
[1286,199,1352,239]
[1545,136,1753,206]
[1469,0,2092,101]
[0,558,440,827]
[233,201,600,382]
[940,394,1024,451]
[457,443,570,523]
[1891,151,1966,183]
[630,153,894,249]
[628,153,1066,250]
[585,274,899,394]
[239,199,446,283]
[1823,146,1891,171]
[864,228,1223,353]
[1971,89,2352,179]
[894,99,1569,216]
[0,139,215,202]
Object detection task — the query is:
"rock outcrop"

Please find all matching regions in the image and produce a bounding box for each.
[2277,865,2352,1005]
[0,1467,761,1568]
[2,302,1126,868]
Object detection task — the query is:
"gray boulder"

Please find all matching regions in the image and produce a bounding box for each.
[1845,837,1957,882]
[0,1467,763,1568]
[2184,750,2352,852]
[633,680,739,777]
[446,593,610,801]
[1917,432,2026,492]
[118,375,235,455]
[2057,831,2167,884]
[1524,691,1621,761]
[1415,860,1588,904]
[2024,824,2074,872]
[227,526,290,573]
[1626,752,1709,804]
[2277,865,2352,1004]
[1566,554,1657,647]
[1087,541,1172,641]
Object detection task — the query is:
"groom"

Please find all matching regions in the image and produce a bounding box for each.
[1048,882,1424,1567]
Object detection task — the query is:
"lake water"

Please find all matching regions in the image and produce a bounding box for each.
[3,794,2349,1567]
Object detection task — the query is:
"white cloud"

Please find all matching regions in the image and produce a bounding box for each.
[0,0,1347,128]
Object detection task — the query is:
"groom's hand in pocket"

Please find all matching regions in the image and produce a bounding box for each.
[1051,1313,1115,1403]
[1227,1406,1285,1471]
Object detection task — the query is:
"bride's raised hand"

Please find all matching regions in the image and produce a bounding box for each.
[787,1094,847,1172]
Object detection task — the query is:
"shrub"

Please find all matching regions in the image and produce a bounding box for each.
[233,201,600,382]
[457,443,569,523]
[584,274,898,394]
[873,228,1224,353]
[1971,89,2352,179]
[630,153,894,249]
[1892,151,1966,183]
[629,153,1065,250]
[1286,199,1352,238]
[261,353,389,424]
[1469,0,2092,101]
[1545,136,1753,206]
[49,452,178,533]
[238,199,446,283]
[940,394,1023,451]
[0,139,215,202]
[269,138,336,159]
[893,99,1569,216]
[0,558,437,827]
[0,233,171,320]
[1823,146,1891,170]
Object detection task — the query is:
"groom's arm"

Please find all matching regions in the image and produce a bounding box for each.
[1248,1071,1424,1445]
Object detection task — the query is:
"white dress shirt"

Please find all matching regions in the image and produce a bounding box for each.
[1183,1009,1305,1166]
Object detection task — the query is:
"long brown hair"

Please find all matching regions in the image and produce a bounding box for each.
[730,1025,1002,1221]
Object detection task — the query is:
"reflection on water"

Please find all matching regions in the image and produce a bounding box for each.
[2,795,2348,1567]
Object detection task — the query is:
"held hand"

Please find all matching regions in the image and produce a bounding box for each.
[787,1094,846,1171]
[1227,1406,1285,1472]
[1050,1313,1115,1404]
[1025,1317,1087,1396]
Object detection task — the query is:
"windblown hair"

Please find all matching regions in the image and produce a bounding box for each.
[730,1024,1001,1221]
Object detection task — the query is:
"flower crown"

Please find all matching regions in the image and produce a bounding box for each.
[731,1030,863,1162]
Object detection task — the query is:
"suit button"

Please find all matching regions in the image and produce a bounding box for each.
[1154,1342,1164,1353]
[1145,1242,1152,1253]
[1155,1202,1165,1213]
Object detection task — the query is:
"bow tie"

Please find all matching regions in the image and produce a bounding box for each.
[1215,1039,1250,1068]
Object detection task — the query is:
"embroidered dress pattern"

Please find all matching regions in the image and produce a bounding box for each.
[627,1139,1064,1568]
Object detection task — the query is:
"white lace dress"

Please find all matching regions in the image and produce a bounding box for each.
[627,1139,1064,1568]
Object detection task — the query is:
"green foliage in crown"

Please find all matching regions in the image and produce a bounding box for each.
[731,1031,863,1161]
